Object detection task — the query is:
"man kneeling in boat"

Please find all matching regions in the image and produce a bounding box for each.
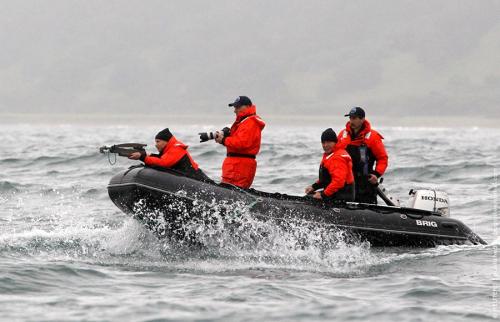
[305,128,355,202]
[129,128,209,181]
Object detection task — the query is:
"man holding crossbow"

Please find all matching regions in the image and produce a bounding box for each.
[128,128,209,181]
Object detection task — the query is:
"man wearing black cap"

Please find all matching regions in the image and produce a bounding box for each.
[337,107,388,204]
[129,128,209,181]
[214,96,266,189]
[305,128,355,201]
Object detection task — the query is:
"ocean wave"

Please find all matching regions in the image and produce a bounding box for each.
[0,220,162,259]
[0,210,388,277]
[0,157,23,164]
[0,181,19,192]
[387,162,496,182]
[0,261,112,295]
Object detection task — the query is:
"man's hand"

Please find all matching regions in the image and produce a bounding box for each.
[313,192,322,200]
[128,152,144,160]
[305,186,315,194]
[368,174,378,185]
[215,131,224,144]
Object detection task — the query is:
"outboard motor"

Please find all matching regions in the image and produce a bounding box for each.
[408,189,450,217]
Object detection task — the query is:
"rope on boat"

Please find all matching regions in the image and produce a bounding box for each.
[107,152,117,165]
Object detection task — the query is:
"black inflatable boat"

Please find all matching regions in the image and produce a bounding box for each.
[107,166,486,247]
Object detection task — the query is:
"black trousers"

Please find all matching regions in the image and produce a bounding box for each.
[325,184,355,202]
[354,175,377,204]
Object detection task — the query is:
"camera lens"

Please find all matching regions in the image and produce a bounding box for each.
[199,132,216,143]
[199,132,209,142]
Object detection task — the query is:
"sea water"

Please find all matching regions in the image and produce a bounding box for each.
[0,122,498,321]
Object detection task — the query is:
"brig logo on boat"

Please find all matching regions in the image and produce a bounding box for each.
[415,220,438,228]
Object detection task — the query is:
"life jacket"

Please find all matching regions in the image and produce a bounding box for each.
[221,105,265,188]
[223,105,266,158]
[337,120,388,178]
[144,136,209,181]
[312,146,355,200]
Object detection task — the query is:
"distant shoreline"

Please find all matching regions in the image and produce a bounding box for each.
[0,113,499,129]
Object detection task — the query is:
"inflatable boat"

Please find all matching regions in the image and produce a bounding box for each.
[107,166,486,247]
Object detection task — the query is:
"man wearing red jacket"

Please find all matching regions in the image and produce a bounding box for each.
[305,128,355,201]
[129,128,209,181]
[215,96,265,189]
[337,107,388,204]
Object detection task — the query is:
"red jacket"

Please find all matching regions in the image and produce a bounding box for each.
[143,136,199,170]
[314,146,354,197]
[221,105,265,188]
[337,120,388,177]
[223,105,266,155]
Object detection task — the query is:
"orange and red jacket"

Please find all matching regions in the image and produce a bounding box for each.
[141,136,199,170]
[313,146,354,197]
[337,120,388,177]
[222,105,266,156]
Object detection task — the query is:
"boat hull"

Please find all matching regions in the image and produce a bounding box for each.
[108,166,486,247]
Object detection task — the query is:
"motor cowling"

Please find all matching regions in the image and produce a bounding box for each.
[408,189,450,217]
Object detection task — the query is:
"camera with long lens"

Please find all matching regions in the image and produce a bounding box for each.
[199,127,230,143]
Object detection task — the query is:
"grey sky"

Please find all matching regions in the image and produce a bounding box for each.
[1,0,499,118]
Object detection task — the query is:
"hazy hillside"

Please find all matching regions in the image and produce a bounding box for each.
[1,0,499,117]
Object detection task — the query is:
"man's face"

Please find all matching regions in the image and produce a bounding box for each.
[322,141,336,154]
[155,139,168,152]
[349,116,365,130]
[233,105,248,115]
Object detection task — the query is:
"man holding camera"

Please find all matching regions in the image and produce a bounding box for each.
[214,96,266,189]
[337,107,388,204]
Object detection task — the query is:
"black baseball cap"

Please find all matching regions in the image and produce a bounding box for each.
[228,96,252,107]
[344,106,365,118]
